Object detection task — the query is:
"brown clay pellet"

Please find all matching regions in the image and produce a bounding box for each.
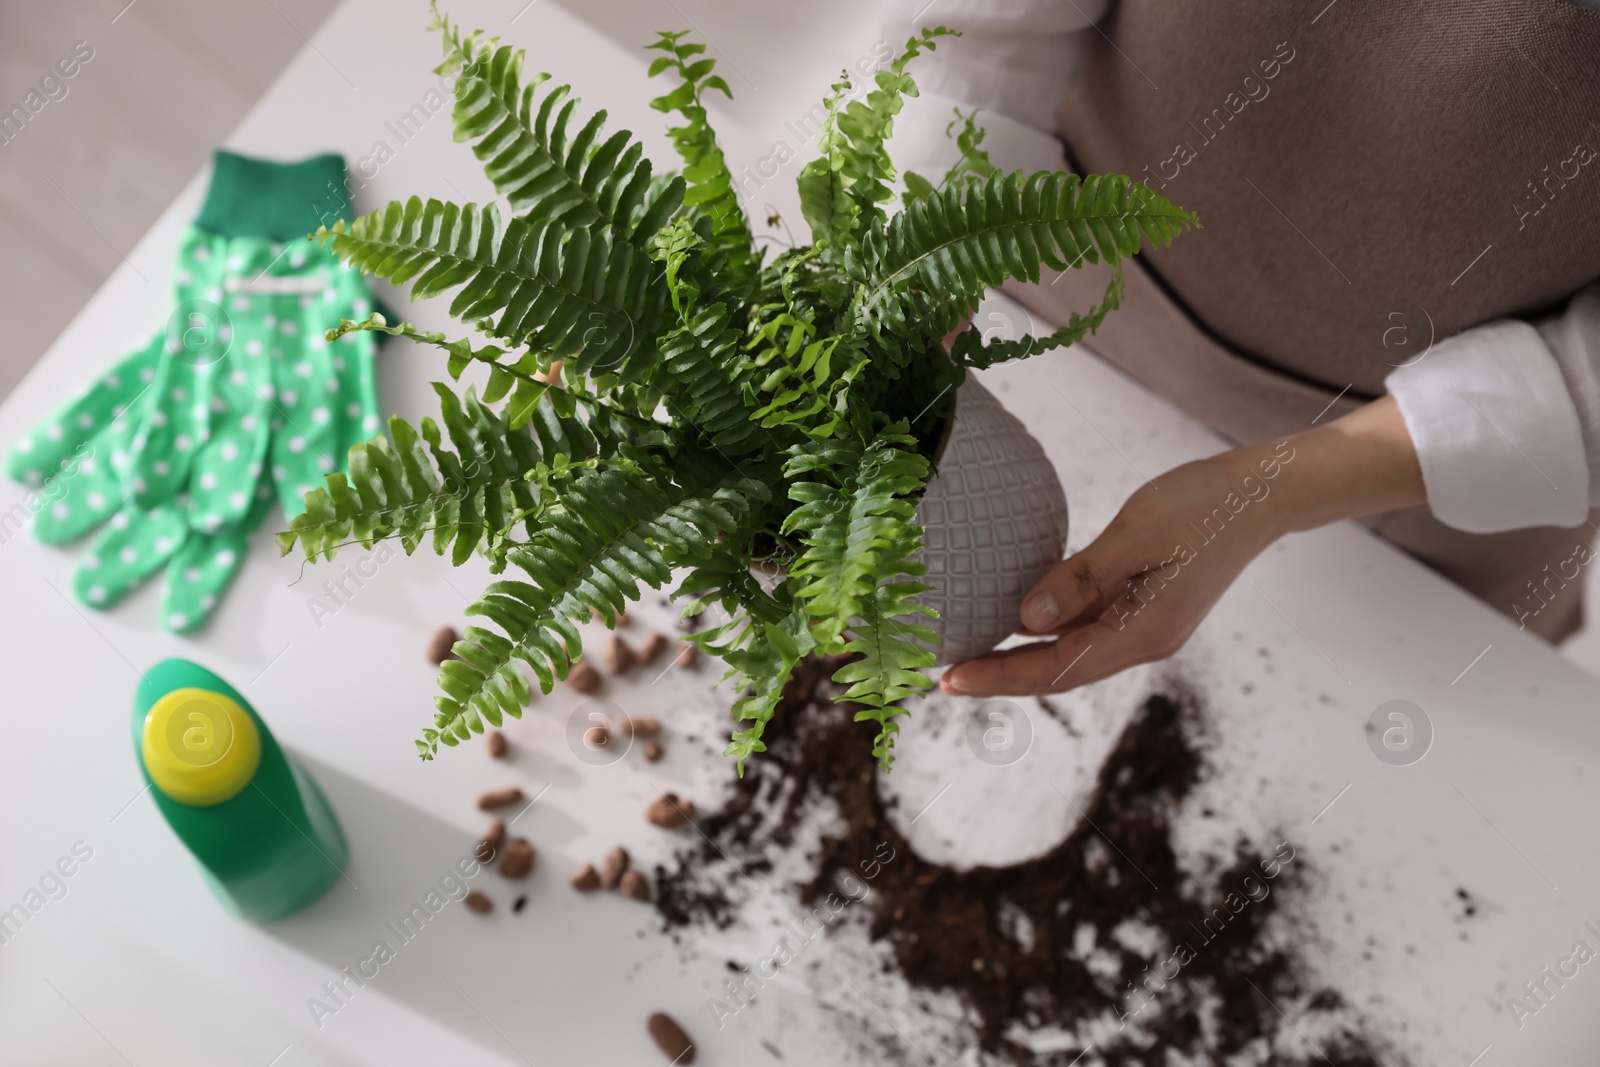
[675,644,698,669]
[603,634,636,674]
[486,730,508,758]
[647,1012,695,1063]
[566,660,602,694]
[643,741,664,762]
[623,715,660,738]
[477,787,524,811]
[633,630,665,662]
[500,837,535,879]
[616,610,631,628]
[619,868,650,901]
[646,792,695,829]
[583,725,610,750]
[464,890,492,914]
[475,819,507,863]
[571,862,600,892]
[638,632,670,665]
[426,625,458,664]
[599,846,629,890]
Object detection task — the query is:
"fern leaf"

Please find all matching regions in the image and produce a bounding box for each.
[779,429,930,648]
[315,197,666,374]
[834,577,937,770]
[719,603,817,773]
[949,258,1126,369]
[904,105,1000,207]
[276,383,568,568]
[326,314,557,426]
[656,302,780,456]
[647,33,759,283]
[796,73,859,251]
[853,171,1197,346]
[778,428,938,768]
[836,27,958,232]
[433,5,684,244]
[421,459,762,757]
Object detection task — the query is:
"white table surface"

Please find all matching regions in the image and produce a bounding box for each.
[2,2,1598,1065]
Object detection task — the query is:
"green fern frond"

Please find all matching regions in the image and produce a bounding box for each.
[836,27,958,232]
[780,429,931,647]
[795,73,859,252]
[743,309,854,436]
[315,197,665,374]
[656,302,783,456]
[326,314,555,427]
[779,429,937,768]
[432,3,683,243]
[903,104,999,205]
[950,258,1127,369]
[719,602,817,773]
[836,576,938,769]
[853,171,1197,345]
[277,382,597,568]
[646,32,759,283]
[423,458,761,757]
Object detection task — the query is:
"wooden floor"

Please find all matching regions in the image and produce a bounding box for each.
[0,0,340,401]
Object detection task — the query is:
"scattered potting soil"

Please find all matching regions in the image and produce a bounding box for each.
[654,655,1400,1065]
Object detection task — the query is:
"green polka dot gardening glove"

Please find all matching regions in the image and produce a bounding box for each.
[5,150,383,633]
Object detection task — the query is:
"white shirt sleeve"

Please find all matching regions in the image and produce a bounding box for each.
[1539,283,1600,500]
[1386,313,1592,534]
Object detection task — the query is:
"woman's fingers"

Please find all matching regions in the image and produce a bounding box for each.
[1017,516,1152,633]
[1019,554,1116,633]
[945,568,1196,696]
[941,602,1153,696]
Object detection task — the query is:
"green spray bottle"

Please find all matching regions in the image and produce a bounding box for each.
[133,658,348,922]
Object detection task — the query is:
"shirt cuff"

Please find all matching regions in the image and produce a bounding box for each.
[1386,319,1590,533]
[1538,283,1600,502]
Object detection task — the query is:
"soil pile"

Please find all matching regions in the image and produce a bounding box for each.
[655,655,1395,1065]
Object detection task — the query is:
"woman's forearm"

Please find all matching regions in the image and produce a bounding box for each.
[942,394,1427,697]
[1264,395,1426,536]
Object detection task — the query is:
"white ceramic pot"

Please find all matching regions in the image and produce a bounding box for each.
[913,376,1069,665]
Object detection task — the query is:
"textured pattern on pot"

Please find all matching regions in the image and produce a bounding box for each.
[914,376,1069,665]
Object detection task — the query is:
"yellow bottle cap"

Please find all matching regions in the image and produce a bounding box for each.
[141,688,261,806]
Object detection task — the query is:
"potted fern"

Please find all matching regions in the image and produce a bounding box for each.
[280,8,1197,770]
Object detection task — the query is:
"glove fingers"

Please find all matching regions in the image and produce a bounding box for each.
[125,342,209,509]
[331,331,382,458]
[323,260,382,458]
[8,336,163,487]
[268,319,342,519]
[126,229,234,510]
[71,506,188,611]
[189,346,273,530]
[162,489,272,633]
[30,445,126,544]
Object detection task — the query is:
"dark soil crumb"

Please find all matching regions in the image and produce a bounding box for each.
[654,655,1398,1065]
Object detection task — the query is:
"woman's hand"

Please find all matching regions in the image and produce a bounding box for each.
[940,396,1426,697]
